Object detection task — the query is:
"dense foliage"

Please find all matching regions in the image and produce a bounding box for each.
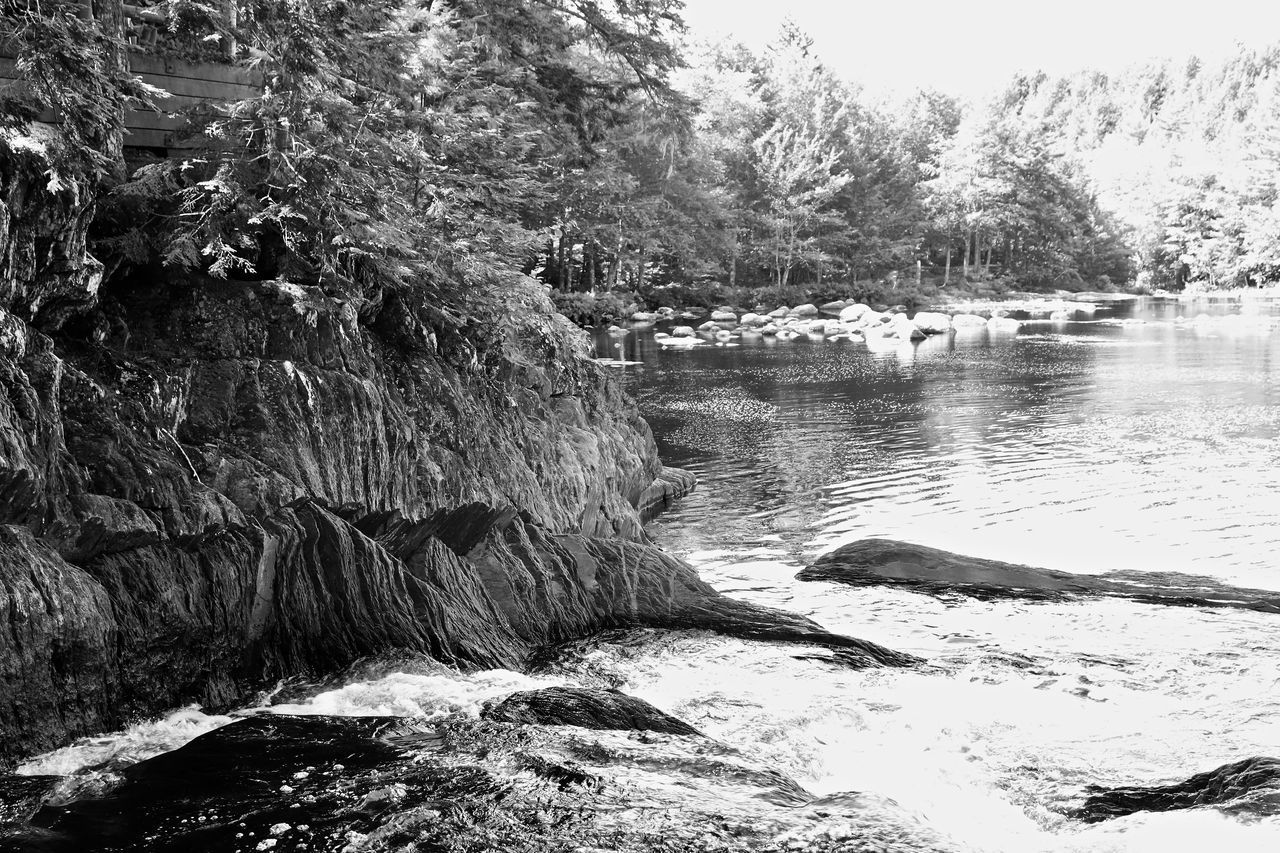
[9,0,1280,332]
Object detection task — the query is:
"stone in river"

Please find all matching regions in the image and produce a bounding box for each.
[838,303,871,323]
[797,538,1280,614]
[951,313,988,328]
[987,316,1022,333]
[482,687,701,736]
[670,325,695,337]
[911,312,952,334]
[789,303,820,317]
[1070,756,1280,823]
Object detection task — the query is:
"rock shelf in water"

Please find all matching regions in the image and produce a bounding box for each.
[797,538,1280,613]
[482,686,701,735]
[1070,756,1280,823]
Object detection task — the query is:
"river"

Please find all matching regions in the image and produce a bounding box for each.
[15,297,1280,852]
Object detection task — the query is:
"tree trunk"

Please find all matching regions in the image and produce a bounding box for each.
[556,231,568,291]
[963,230,972,280]
[728,229,738,288]
[585,240,596,293]
[943,239,952,285]
[613,221,624,288]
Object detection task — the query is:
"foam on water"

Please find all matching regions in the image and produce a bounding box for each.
[15,705,237,803]
[261,667,563,718]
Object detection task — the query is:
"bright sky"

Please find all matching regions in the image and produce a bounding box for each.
[681,0,1280,98]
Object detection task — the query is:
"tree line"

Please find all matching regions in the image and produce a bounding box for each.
[9,1,1280,335]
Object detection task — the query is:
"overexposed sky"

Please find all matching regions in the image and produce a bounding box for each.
[682,0,1280,97]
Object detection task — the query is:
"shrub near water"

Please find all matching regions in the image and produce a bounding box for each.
[551,291,638,325]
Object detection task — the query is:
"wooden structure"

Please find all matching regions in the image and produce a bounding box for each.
[0,1,261,153]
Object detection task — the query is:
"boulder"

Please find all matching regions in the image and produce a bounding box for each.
[838,303,870,323]
[987,316,1022,333]
[760,324,779,336]
[631,311,659,322]
[807,320,829,336]
[819,300,848,314]
[710,310,737,323]
[790,303,820,317]
[767,306,791,319]
[483,687,701,736]
[670,325,695,338]
[911,312,951,335]
[951,313,988,328]
[697,320,718,332]
[739,312,766,326]
[887,315,926,341]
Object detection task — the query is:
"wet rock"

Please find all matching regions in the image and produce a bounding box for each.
[0,527,117,763]
[637,467,697,522]
[709,310,737,323]
[670,325,695,337]
[950,313,988,328]
[0,774,61,824]
[482,686,701,735]
[797,538,1280,613]
[3,714,498,853]
[1071,756,1280,822]
[789,303,819,317]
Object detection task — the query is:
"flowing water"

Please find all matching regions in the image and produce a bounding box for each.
[17,296,1280,852]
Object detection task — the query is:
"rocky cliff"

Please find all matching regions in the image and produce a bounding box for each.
[1,129,909,766]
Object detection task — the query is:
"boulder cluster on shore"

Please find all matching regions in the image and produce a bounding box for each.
[636,300,1028,347]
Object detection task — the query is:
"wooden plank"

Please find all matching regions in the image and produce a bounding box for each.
[123,126,205,149]
[135,72,257,102]
[128,53,262,88]
[124,112,188,132]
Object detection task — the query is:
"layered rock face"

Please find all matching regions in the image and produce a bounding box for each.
[0,135,908,766]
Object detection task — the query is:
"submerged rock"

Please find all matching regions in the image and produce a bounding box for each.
[482,686,700,735]
[1071,756,1280,822]
[797,538,1280,613]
